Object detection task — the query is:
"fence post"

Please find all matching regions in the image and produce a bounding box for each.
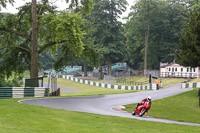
[58,88,61,96]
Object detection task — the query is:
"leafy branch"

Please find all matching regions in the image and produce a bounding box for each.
[0,28,31,40]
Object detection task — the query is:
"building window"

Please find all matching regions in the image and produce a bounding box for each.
[194,68,196,72]
[175,68,177,71]
[181,68,183,72]
[169,68,171,71]
[172,68,174,72]
[187,68,189,72]
[190,68,192,72]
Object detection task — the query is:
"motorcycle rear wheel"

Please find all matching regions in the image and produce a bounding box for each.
[139,108,146,117]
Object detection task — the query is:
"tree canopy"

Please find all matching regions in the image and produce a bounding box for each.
[0,0,14,10]
[125,0,189,70]
[87,0,127,75]
[176,8,200,67]
[0,0,92,78]
[1,0,200,82]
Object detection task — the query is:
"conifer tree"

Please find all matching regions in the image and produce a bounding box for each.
[176,8,200,67]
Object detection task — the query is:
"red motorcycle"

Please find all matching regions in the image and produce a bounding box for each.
[132,100,151,117]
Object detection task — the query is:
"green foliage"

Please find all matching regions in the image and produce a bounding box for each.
[39,52,56,70]
[39,11,84,56]
[87,0,128,65]
[0,45,27,78]
[0,1,91,79]
[66,0,93,14]
[125,0,189,69]
[0,0,14,10]
[176,8,200,67]
[0,73,23,87]
[79,15,99,67]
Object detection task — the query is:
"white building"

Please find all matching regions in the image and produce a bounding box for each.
[160,62,200,78]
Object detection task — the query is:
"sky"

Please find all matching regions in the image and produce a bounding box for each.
[0,0,134,20]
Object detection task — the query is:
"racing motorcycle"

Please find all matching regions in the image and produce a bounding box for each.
[132,100,151,117]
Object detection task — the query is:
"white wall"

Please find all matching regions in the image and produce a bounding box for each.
[160,64,200,78]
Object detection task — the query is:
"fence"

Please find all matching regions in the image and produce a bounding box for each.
[116,77,149,86]
[50,76,57,92]
[0,87,49,99]
[160,72,198,78]
[181,82,200,88]
[144,70,160,77]
[104,75,115,84]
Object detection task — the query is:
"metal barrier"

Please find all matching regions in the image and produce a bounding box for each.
[0,87,49,99]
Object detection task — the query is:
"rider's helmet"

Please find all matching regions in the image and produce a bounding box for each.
[147,96,151,101]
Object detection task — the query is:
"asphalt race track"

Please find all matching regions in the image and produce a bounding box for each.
[20,83,200,126]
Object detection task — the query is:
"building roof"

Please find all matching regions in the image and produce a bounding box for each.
[160,62,200,68]
[160,62,183,68]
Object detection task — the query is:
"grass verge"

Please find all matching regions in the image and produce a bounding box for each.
[54,78,137,97]
[124,88,200,124]
[0,98,200,133]
[161,78,187,87]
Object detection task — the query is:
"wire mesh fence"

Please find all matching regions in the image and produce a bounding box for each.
[115,77,149,86]
[50,76,57,93]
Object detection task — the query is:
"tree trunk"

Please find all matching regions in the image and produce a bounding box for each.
[107,57,112,76]
[84,61,88,77]
[144,23,150,77]
[30,0,38,78]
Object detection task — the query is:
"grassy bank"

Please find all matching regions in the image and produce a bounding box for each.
[56,78,136,97]
[160,78,187,87]
[0,98,200,133]
[52,77,188,97]
[124,88,200,124]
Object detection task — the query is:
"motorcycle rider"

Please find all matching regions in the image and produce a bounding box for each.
[134,96,152,110]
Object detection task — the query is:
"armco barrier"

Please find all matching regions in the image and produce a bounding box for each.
[0,87,49,99]
[58,75,157,91]
[181,82,200,88]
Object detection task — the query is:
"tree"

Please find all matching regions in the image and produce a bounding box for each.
[125,0,189,70]
[77,14,99,77]
[0,0,93,78]
[125,0,159,70]
[31,0,38,78]
[176,8,200,67]
[88,0,128,76]
[0,0,14,10]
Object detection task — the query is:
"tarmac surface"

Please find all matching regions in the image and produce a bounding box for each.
[20,83,200,126]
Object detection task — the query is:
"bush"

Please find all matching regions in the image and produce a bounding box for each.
[0,75,23,87]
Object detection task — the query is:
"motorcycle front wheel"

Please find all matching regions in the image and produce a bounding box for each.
[139,108,146,117]
[132,110,135,116]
